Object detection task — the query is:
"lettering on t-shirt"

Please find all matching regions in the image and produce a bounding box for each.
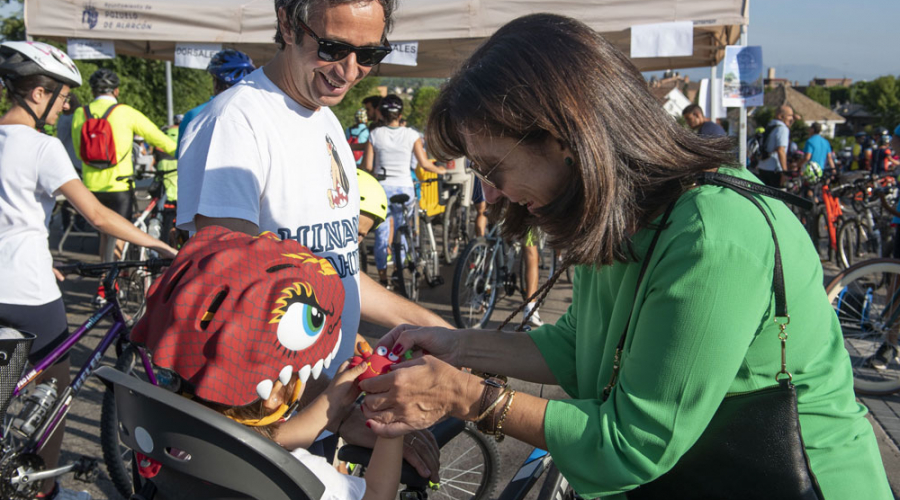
[277,216,359,278]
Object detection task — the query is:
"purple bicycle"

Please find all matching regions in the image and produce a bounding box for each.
[0,259,170,499]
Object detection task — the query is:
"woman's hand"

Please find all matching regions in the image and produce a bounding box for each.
[360,355,477,438]
[376,324,463,367]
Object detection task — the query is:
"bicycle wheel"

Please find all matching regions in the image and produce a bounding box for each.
[116,245,151,324]
[811,207,833,263]
[100,345,177,498]
[825,259,900,395]
[837,218,881,269]
[442,195,466,265]
[393,230,420,302]
[422,226,442,288]
[431,423,500,500]
[350,423,500,500]
[537,462,581,500]
[452,238,499,329]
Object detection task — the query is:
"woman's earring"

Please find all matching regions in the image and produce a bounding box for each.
[564,157,575,167]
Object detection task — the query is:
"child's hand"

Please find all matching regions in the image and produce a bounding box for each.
[324,360,368,422]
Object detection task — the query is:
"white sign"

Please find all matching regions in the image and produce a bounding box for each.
[174,43,222,70]
[699,78,726,120]
[722,46,764,108]
[630,21,693,59]
[382,41,418,67]
[67,38,116,60]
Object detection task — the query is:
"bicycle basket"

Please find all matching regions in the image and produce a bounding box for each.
[0,328,35,423]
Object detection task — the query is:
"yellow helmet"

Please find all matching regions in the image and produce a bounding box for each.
[357,169,387,228]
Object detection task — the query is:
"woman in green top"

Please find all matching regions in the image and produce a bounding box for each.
[356,13,892,499]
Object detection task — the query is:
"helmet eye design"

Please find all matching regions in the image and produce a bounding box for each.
[273,283,333,352]
[376,346,388,356]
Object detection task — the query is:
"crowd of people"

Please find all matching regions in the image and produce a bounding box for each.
[0,0,896,499]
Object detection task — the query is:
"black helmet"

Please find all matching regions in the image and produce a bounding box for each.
[379,94,403,114]
[89,68,119,93]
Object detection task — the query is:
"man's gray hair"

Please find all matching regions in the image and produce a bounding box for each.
[274,0,397,50]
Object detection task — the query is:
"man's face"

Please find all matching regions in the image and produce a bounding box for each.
[280,2,385,110]
[364,102,377,121]
[778,108,795,126]
[683,110,703,129]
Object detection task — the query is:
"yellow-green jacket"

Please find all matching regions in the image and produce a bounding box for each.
[72,97,177,193]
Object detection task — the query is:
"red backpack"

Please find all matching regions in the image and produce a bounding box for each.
[79,104,121,169]
[347,125,366,163]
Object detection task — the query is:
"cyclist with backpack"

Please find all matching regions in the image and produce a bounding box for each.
[0,41,176,500]
[71,69,177,304]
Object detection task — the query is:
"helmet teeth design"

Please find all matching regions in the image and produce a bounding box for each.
[132,227,346,407]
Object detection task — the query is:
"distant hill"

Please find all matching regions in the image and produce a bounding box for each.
[646,64,892,85]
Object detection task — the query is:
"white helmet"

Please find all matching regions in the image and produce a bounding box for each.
[0,41,82,88]
[802,161,823,184]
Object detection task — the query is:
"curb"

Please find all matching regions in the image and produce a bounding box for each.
[865,408,900,499]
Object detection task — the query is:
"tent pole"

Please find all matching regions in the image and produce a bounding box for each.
[739,24,748,166]
[710,65,717,119]
[165,61,174,126]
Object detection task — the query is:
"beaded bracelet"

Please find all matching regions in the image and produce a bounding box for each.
[491,390,516,442]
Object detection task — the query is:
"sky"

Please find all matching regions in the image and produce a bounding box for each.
[2,0,898,83]
[648,0,900,83]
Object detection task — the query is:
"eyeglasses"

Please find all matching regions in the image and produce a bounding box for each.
[41,87,72,104]
[296,19,392,67]
[470,135,529,189]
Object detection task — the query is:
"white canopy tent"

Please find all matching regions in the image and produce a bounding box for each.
[25,0,748,77]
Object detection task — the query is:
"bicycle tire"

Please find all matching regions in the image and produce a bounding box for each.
[100,345,152,499]
[811,207,833,264]
[452,238,499,329]
[837,218,880,269]
[824,258,900,395]
[537,462,579,500]
[116,244,151,325]
[442,195,466,265]
[422,226,442,288]
[393,230,420,302]
[351,422,500,500]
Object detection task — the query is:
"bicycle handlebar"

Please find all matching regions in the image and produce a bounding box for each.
[115,169,177,183]
[56,258,173,277]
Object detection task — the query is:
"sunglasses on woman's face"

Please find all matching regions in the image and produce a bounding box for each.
[297,19,392,67]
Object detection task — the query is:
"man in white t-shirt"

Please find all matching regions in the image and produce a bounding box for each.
[177,0,444,481]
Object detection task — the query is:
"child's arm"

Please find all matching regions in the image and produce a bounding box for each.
[274,361,367,450]
[361,436,405,500]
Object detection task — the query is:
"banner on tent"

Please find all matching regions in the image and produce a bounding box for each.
[722,46,764,107]
[630,21,693,59]
[175,43,222,70]
[382,42,418,66]
[67,39,116,60]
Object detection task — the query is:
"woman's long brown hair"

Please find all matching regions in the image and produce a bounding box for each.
[427,13,736,268]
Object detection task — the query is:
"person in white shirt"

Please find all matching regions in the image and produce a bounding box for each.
[177,0,445,481]
[0,41,175,500]
[364,95,445,285]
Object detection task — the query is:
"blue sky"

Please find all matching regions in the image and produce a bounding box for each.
[3,0,898,82]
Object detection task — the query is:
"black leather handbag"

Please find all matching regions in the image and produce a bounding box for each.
[604,173,825,500]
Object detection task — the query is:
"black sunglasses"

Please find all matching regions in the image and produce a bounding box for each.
[297,19,392,67]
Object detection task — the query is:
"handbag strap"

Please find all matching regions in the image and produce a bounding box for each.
[602,173,793,401]
[699,171,813,211]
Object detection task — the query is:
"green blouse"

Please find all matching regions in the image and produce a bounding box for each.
[529,167,892,499]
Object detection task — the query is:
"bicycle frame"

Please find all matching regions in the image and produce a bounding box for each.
[3,267,155,459]
[496,448,554,500]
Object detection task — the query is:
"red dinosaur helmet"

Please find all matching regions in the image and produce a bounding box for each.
[132,226,345,407]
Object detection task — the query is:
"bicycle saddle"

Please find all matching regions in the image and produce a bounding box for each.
[390,193,411,204]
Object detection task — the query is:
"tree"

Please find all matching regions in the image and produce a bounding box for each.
[331,76,381,130]
[805,86,830,108]
[791,118,809,146]
[829,86,850,105]
[856,76,900,129]
[753,106,774,129]
[406,86,438,131]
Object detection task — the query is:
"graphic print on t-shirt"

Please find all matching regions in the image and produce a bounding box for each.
[325,135,350,209]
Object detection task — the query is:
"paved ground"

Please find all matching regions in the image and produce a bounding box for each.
[37,217,900,499]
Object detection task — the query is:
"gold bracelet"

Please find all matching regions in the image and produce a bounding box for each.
[492,390,516,443]
[473,387,510,423]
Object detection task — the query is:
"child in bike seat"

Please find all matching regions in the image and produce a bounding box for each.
[131,225,405,500]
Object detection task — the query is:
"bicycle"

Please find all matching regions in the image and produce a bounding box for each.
[389,180,444,302]
[451,224,525,329]
[825,258,900,396]
[0,259,170,500]
[112,168,177,323]
[836,176,897,269]
[440,161,475,265]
